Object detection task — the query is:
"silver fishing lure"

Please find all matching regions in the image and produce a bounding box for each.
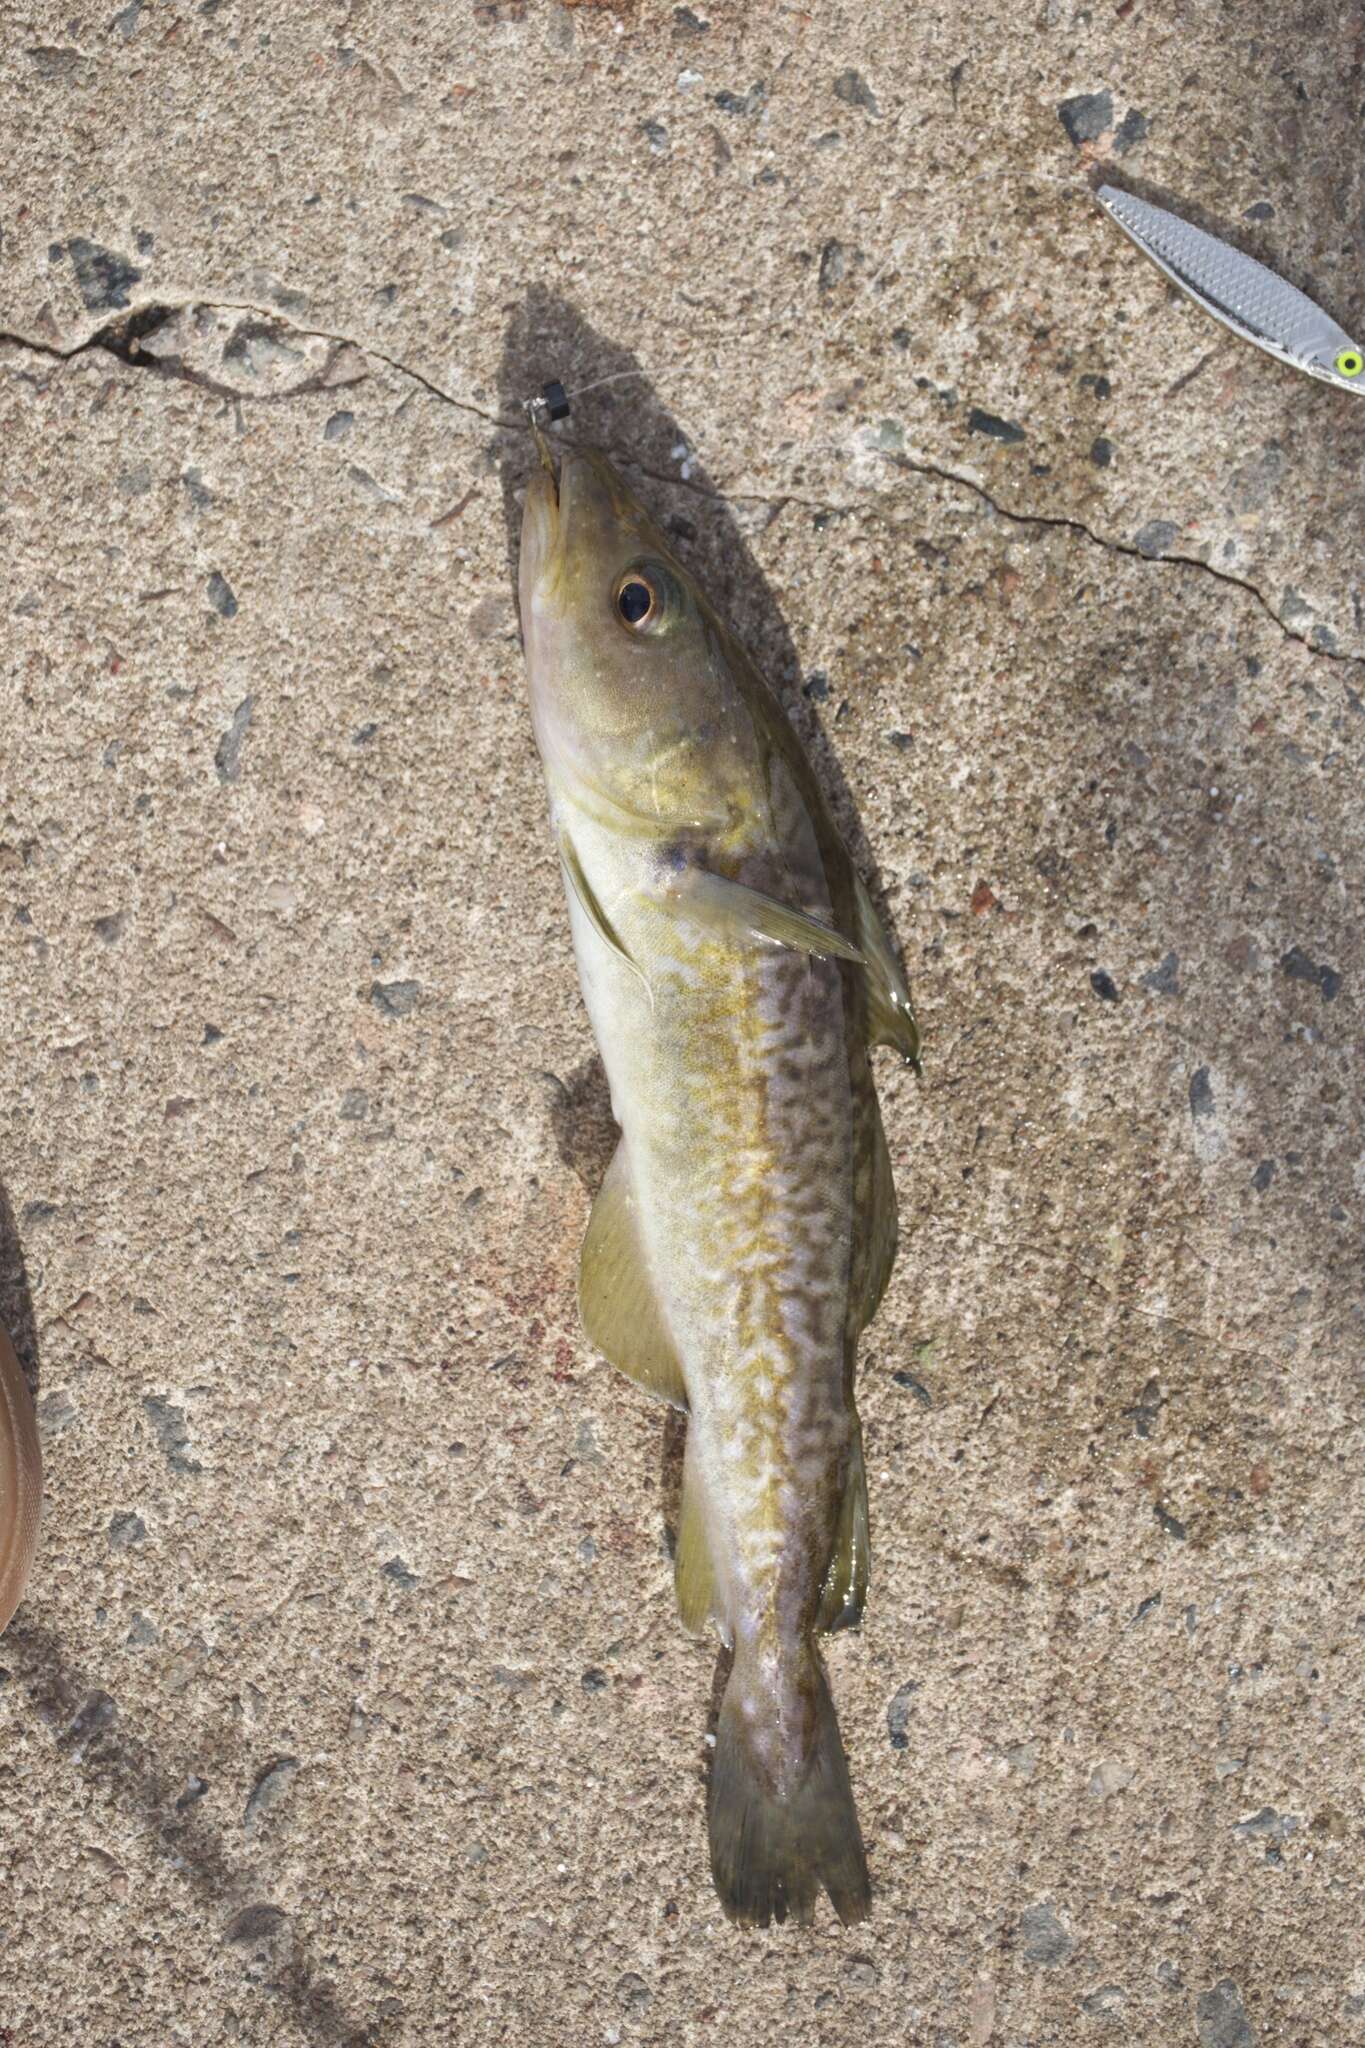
[1097,185,1365,393]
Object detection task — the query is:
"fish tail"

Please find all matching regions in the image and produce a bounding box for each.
[708,1638,870,1929]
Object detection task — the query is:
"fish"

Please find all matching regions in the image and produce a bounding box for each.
[518,438,918,1926]
[1097,184,1365,392]
[0,1325,42,1637]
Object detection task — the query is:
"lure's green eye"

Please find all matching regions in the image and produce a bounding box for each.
[1334,348,1363,378]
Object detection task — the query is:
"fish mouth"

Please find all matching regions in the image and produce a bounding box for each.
[519,448,619,604]
[519,456,563,600]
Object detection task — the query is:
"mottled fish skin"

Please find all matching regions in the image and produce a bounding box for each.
[519,447,913,1926]
[1098,185,1365,391]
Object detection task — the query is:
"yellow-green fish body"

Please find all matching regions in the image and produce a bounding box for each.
[519,449,915,1926]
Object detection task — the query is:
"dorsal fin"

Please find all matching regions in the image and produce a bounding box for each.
[817,1427,870,1633]
[856,1096,899,1332]
[853,873,919,1068]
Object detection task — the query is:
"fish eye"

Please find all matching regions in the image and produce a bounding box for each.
[1334,348,1363,378]
[615,573,658,629]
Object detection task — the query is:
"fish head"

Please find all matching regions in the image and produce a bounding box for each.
[519,446,762,834]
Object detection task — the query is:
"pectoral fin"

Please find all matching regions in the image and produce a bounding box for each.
[559,828,645,987]
[579,1143,687,1408]
[854,874,920,1068]
[668,868,865,964]
[817,1429,870,1633]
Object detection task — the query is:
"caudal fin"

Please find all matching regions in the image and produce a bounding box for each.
[708,1644,870,1928]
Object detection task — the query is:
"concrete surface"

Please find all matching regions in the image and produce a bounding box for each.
[1,3,1362,2043]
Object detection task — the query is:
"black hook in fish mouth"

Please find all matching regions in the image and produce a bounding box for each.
[539,379,571,422]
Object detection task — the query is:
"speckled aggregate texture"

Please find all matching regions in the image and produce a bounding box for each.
[1,3,1362,2044]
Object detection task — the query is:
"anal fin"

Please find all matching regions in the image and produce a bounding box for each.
[579,1143,687,1408]
[817,1429,870,1633]
[674,1441,715,1634]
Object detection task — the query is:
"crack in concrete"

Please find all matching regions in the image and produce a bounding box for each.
[877,451,1359,669]
[621,456,1363,673]
[3,301,1361,672]
[0,299,512,428]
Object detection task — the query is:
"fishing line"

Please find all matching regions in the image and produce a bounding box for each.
[562,368,651,403]
[522,368,653,433]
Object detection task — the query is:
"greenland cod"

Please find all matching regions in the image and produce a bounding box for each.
[518,442,918,1927]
